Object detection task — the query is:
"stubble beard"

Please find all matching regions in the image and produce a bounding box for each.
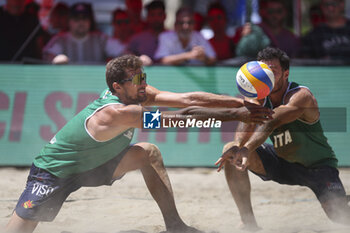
[124,92,147,105]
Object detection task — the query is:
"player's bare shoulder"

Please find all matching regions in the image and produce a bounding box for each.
[284,87,319,123]
[89,104,143,129]
[86,104,143,141]
[106,104,143,126]
[284,87,317,107]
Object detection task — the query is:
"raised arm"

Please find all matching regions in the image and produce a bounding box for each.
[143,85,244,108]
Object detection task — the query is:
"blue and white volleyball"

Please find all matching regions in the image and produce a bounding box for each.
[236,61,275,99]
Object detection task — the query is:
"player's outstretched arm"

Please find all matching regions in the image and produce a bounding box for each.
[143,85,244,108]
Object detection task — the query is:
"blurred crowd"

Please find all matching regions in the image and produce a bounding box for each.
[0,0,349,66]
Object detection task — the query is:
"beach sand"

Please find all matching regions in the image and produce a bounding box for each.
[1,167,350,233]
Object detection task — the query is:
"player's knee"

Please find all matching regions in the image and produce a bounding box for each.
[136,142,162,162]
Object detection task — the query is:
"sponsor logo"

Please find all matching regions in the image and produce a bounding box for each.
[326,182,343,190]
[102,89,111,99]
[123,129,133,139]
[143,110,161,129]
[162,117,221,128]
[22,200,34,209]
[32,182,55,197]
[143,109,222,129]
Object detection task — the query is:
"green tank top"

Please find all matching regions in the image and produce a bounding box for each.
[34,89,134,178]
[264,82,338,168]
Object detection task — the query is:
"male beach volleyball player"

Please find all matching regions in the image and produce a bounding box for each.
[216,47,350,231]
[5,54,272,233]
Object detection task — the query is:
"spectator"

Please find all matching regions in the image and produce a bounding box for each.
[234,22,270,58]
[125,0,147,36]
[154,7,216,66]
[301,0,350,60]
[112,9,133,45]
[258,0,300,57]
[36,2,70,58]
[233,0,300,58]
[0,0,43,61]
[126,0,166,66]
[193,12,204,32]
[47,2,69,36]
[37,0,54,30]
[309,3,325,28]
[43,2,124,64]
[207,2,235,61]
[25,0,40,18]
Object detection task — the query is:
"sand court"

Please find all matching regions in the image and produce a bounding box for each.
[1,167,350,233]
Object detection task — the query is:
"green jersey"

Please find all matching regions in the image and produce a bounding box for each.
[264,82,338,168]
[34,89,134,178]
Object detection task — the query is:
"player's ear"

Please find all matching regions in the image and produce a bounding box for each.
[112,82,121,91]
[283,69,289,80]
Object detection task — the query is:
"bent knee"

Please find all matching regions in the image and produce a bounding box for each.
[135,142,161,161]
[136,142,160,154]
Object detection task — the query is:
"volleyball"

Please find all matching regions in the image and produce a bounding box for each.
[236,61,275,99]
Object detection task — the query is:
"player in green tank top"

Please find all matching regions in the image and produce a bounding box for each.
[6,55,273,233]
[216,47,350,231]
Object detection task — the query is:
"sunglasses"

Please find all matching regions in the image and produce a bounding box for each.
[119,73,147,85]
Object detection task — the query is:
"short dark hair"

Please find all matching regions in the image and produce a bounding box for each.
[106,55,143,93]
[69,2,93,18]
[257,47,290,71]
[69,2,96,31]
[145,0,165,12]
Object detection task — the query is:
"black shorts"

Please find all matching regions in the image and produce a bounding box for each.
[14,147,129,222]
[254,143,346,203]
